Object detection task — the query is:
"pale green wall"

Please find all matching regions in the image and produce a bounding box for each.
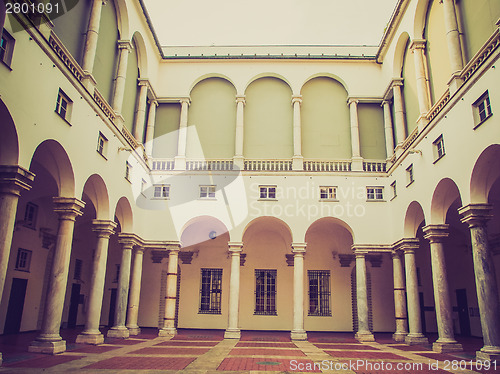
[93,0,119,103]
[51,0,90,64]
[122,42,139,132]
[402,44,419,134]
[425,0,452,104]
[244,77,293,159]
[358,104,386,160]
[187,78,236,159]
[301,77,351,159]
[458,0,500,62]
[153,103,181,158]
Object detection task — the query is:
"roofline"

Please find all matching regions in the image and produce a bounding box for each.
[375,0,410,63]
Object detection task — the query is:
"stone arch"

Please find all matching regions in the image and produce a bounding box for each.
[81,174,110,220]
[470,144,500,204]
[414,0,432,39]
[243,216,293,245]
[430,178,462,224]
[393,32,411,78]
[0,99,19,165]
[244,73,293,93]
[179,215,230,248]
[131,31,148,78]
[29,140,75,198]
[114,196,133,232]
[189,74,237,94]
[113,0,130,40]
[305,217,354,245]
[404,201,426,238]
[300,73,349,94]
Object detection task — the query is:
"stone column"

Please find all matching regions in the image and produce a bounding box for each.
[442,0,464,92]
[144,99,158,157]
[82,0,105,74]
[291,96,303,171]
[0,166,34,302]
[225,242,243,339]
[233,96,245,169]
[174,99,190,171]
[107,236,135,338]
[76,220,116,345]
[291,243,307,340]
[459,204,500,361]
[392,80,407,147]
[126,246,144,335]
[355,252,374,342]
[392,250,408,342]
[423,225,462,352]
[402,241,428,345]
[158,246,180,336]
[348,99,363,171]
[382,100,395,158]
[410,40,432,120]
[132,80,149,143]
[111,40,132,114]
[29,198,85,354]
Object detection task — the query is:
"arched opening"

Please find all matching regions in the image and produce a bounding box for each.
[0,99,19,165]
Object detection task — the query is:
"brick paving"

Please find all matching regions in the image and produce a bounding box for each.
[0,329,498,373]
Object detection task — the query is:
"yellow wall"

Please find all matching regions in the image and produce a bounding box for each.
[153,103,181,158]
[244,78,293,159]
[122,42,139,132]
[93,0,119,104]
[402,44,419,134]
[425,0,452,104]
[458,0,500,62]
[187,78,236,159]
[301,77,351,159]
[358,104,386,160]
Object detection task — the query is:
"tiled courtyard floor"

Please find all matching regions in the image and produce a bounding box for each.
[0,329,497,373]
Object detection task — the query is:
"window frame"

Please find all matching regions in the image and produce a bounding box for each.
[473,91,492,129]
[254,269,277,315]
[199,268,223,314]
[406,164,414,187]
[15,248,32,272]
[0,28,15,68]
[153,184,170,199]
[259,185,277,200]
[55,89,72,123]
[199,185,216,199]
[23,202,38,230]
[308,270,331,316]
[432,135,445,163]
[366,186,384,201]
[97,132,108,159]
[319,186,338,201]
[390,181,397,200]
[125,162,132,182]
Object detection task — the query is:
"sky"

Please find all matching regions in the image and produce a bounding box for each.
[143,0,400,47]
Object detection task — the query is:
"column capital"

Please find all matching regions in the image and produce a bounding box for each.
[381,99,392,107]
[458,204,493,227]
[391,249,403,258]
[228,242,243,252]
[179,97,191,106]
[117,39,133,51]
[390,78,404,88]
[291,96,302,105]
[236,96,246,104]
[354,251,368,258]
[291,243,306,253]
[410,39,427,51]
[148,98,158,107]
[138,78,152,89]
[91,219,117,238]
[167,244,181,254]
[422,224,449,242]
[0,165,35,196]
[347,97,359,106]
[134,246,145,255]
[52,197,85,220]
[117,233,142,248]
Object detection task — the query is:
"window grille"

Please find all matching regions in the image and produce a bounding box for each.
[254,269,277,315]
[367,187,383,200]
[308,270,331,316]
[199,268,222,314]
[259,186,276,199]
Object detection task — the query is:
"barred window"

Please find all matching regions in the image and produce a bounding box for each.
[308,270,331,316]
[254,269,277,315]
[199,268,222,314]
[15,248,32,272]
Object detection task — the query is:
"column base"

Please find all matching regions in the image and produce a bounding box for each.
[351,157,364,172]
[28,339,66,354]
[355,331,375,342]
[76,332,104,345]
[292,156,304,171]
[477,346,500,361]
[291,330,308,341]
[107,327,130,339]
[127,327,141,336]
[432,341,463,353]
[392,332,408,342]
[224,328,241,339]
[405,334,428,345]
[232,156,244,170]
[158,328,177,337]
[174,156,186,171]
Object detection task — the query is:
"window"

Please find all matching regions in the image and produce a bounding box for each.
[55,89,72,121]
[24,202,38,229]
[125,162,131,181]
[141,179,147,195]
[200,185,216,199]
[259,185,276,200]
[254,269,277,315]
[406,164,414,186]
[320,186,337,200]
[433,135,445,162]
[473,91,492,127]
[390,181,397,200]
[15,249,32,272]
[74,259,83,280]
[308,270,331,316]
[97,132,108,158]
[113,264,120,283]
[199,268,222,314]
[366,187,384,201]
[0,29,15,67]
[154,184,170,199]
